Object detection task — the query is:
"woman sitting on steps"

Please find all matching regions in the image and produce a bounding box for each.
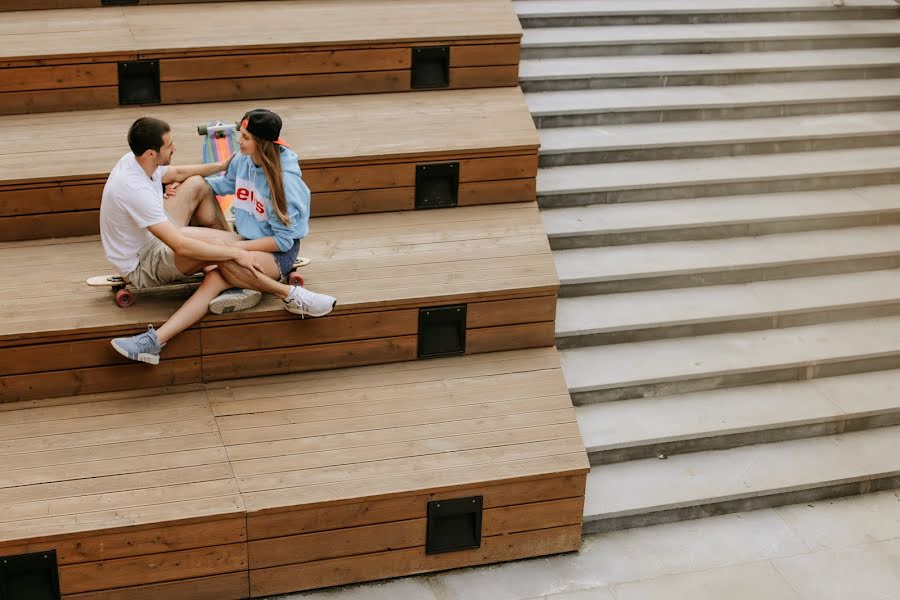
[111,109,336,365]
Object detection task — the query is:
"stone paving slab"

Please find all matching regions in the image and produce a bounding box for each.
[556,268,900,337]
[577,368,900,458]
[523,20,900,48]
[561,314,900,393]
[538,112,900,155]
[526,79,900,116]
[514,0,899,18]
[520,48,900,81]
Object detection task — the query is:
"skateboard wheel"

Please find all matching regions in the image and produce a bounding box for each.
[197,124,208,136]
[288,272,304,287]
[115,289,135,308]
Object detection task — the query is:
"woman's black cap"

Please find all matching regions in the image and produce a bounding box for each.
[241,109,285,144]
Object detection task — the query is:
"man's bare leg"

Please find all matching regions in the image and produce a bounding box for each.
[155,268,232,344]
[164,175,230,231]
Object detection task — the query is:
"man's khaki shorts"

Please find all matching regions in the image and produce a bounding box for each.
[124,237,190,289]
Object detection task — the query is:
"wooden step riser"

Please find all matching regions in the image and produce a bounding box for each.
[586,410,900,466]
[522,37,900,60]
[571,351,900,405]
[0,295,558,403]
[540,132,900,167]
[0,0,235,8]
[521,65,900,93]
[558,301,900,351]
[0,154,538,242]
[538,170,900,208]
[549,211,900,250]
[582,475,900,535]
[1,44,519,117]
[532,98,900,129]
[519,10,900,29]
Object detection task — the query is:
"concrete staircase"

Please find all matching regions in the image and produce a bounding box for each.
[514,0,900,535]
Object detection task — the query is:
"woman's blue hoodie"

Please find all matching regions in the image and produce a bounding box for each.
[206,147,310,252]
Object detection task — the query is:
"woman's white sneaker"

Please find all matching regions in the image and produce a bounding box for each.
[283,285,336,317]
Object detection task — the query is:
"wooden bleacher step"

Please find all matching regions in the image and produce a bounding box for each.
[0,0,521,115]
[0,88,538,241]
[0,202,558,402]
[0,348,588,599]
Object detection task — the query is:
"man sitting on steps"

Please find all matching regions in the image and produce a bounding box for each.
[100,116,334,365]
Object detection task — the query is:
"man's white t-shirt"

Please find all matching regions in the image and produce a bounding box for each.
[100,153,169,276]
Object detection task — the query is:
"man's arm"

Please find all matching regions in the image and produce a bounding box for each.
[162,153,234,184]
[148,220,262,272]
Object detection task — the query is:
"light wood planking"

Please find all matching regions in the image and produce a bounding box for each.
[0,349,587,597]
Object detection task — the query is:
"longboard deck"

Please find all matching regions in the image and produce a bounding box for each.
[87,257,311,289]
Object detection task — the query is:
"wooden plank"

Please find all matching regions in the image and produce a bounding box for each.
[459,178,536,207]
[0,516,247,565]
[221,395,573,447]
[311,187,413,217]
[0,63,117,93]
[0,212,100,241]
[230,423,581,479]
[63,572,249,600]
[159,48,410,81]
[246,473,586,539]
[214,375,569,430]
[0,494,245,545]
[0,88,119,116]
[200,309,417,355]
[161,71,410,105]
[227,410,575,468]
[236,437,585,494]
[250,524,581,596]
[0,419,218,457]
[243,452,589,514]
[303,154,536,193]
[451,43,520,67]
[201,336,418,382]
[0,359,204,404]
[208,347,560,401]
[213,366,567,417]
[0,432,222,472]
[467,321,558,355]
[467,295,557,329]
[249,496,583,568]
[1,330,200,376]
[451,65,520,89]
[59,542,248,594]
[0,183,103,217]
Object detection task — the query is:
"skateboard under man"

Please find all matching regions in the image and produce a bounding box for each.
[87,257,310,307]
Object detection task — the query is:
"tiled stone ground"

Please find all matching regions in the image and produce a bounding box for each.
[271,489,900,600]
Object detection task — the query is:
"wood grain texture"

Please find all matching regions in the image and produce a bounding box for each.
[0,349,586,596]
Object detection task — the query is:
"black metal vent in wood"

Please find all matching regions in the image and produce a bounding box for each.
[415,162,459,209]
[0,551,60,600]
[411,46,450,89]
[418,305,467,358]
[102,0,139,5]
[118,60,161,105]
[426,496,483,554]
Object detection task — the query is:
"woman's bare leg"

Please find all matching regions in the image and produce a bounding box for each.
[164,176,230,231]
[218,252,293,299]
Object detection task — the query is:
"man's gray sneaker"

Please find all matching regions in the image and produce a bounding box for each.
[111,325,165,365]
[209,288,262,315]
[283,285,336,318]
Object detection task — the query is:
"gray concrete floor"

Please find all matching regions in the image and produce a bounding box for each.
[271,489,900,600]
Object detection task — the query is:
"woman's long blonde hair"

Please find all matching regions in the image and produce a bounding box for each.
[253,136,292,227]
